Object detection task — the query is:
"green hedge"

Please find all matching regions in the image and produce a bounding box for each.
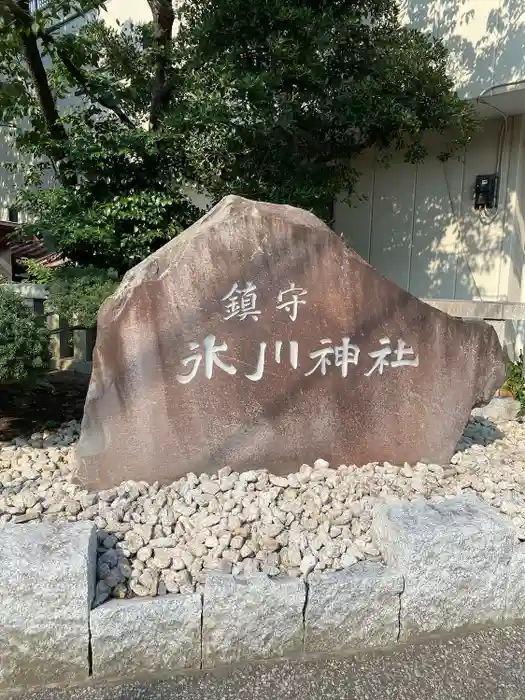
[0,286,50,383]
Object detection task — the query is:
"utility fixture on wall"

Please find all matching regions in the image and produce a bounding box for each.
[474,173,500,210]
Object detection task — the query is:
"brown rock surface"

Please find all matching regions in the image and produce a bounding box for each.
[74,195,505,489]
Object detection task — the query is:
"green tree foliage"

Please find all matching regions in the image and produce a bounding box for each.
[177,0,476,219]
[0,0,475,326]
[0,286,49,383]
[0,0,199,325]
[24,259,118,327]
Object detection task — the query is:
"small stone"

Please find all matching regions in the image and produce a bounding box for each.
[188,541,208,557]
[80,492,98,508]
[111,583,128,599]
[341,553,358,568]
[300,554,317,576]
[172,557,186,571]
[201,480,220,496]
[220,476,238,491]
[99,549,119,567]
[117,560,132,579]
[201,514,220,528]
[139,570,158,596]
[262,565,280,576]
[149,537,175,548]
[11,509,36,523]
[239,543,254,558]
[230,535,244,550]
[400,464,414,477]
[99,489,117,503]
[222,549,241,564]
[64,498,81,516]
[136,546,152,562]
[181,550,195,569]
[469,476,486,492]
[286,545,302,568]
[46,502,65,514]
[501,501,518,516]
[21,468,38,480]
[130,580,150,597]
[151,548,172,569]
[269,475,289,488]
[134,524,153,542]
[93,580,112,607]
[104,570,123,589]
[314,459,330,469]
[239,471,258,483]
[22,492,40,510]
[205,558,233,574]
[163,572,181,593]
[260,536,280,552]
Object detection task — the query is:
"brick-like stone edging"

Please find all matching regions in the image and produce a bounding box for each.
[1,494,523,690]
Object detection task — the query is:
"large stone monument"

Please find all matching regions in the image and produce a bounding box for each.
[74,196,505,489]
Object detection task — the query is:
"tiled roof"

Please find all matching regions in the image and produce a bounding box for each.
[9,239,64,268]
[0,222,64,268]
[0,220,18,239]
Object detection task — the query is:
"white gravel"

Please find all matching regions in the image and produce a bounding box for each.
[0,414,523,607]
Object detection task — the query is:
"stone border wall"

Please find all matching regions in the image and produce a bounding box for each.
[1,494,524,690]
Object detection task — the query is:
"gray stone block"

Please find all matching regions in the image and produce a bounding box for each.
[304,563,403,653]
[372,496,514,641]
[504,542,525,621]
[90,593,202,679]
[471,397,520,422]
[0,521,96,689]
[202,573,305,668]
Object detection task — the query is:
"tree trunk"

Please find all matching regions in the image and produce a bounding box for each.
[9,0,72,183]
[147,0,175,130]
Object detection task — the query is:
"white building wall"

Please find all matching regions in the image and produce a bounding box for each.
[334,116,525,353]
[0,126,25,222]
[334,117,523,302]
[101,0,152,29]
[400,0,525,101]
[0,249,12,281]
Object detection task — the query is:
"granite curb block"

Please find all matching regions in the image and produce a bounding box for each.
[4,495,525,691]
[304,562,404,653]
[371,495,515,641]
[202,572,306,668]
[90,594,202,679]
[0,521,96,690]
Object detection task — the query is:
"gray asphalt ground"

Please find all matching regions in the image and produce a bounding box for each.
[3,623,525,700]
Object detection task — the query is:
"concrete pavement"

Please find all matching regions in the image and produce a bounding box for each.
[3,622,525,700]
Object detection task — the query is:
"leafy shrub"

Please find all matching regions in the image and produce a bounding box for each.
[0,286,50,383]
[503,353,525,413]
[24,260,119,328]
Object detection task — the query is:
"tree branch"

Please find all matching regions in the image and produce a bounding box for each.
[39,31,136,128]
[5,0,134,134]
[147,0,175,130]
[6,0,73,183]
[46,0,107,35]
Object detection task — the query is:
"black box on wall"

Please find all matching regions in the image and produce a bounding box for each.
[474,173,500,209]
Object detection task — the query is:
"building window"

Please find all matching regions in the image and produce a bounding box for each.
[30,0,48,11]
[11,257,28,283]
[7,207,19,223]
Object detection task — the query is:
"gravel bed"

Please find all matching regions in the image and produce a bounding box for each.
[0,415,524,607]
